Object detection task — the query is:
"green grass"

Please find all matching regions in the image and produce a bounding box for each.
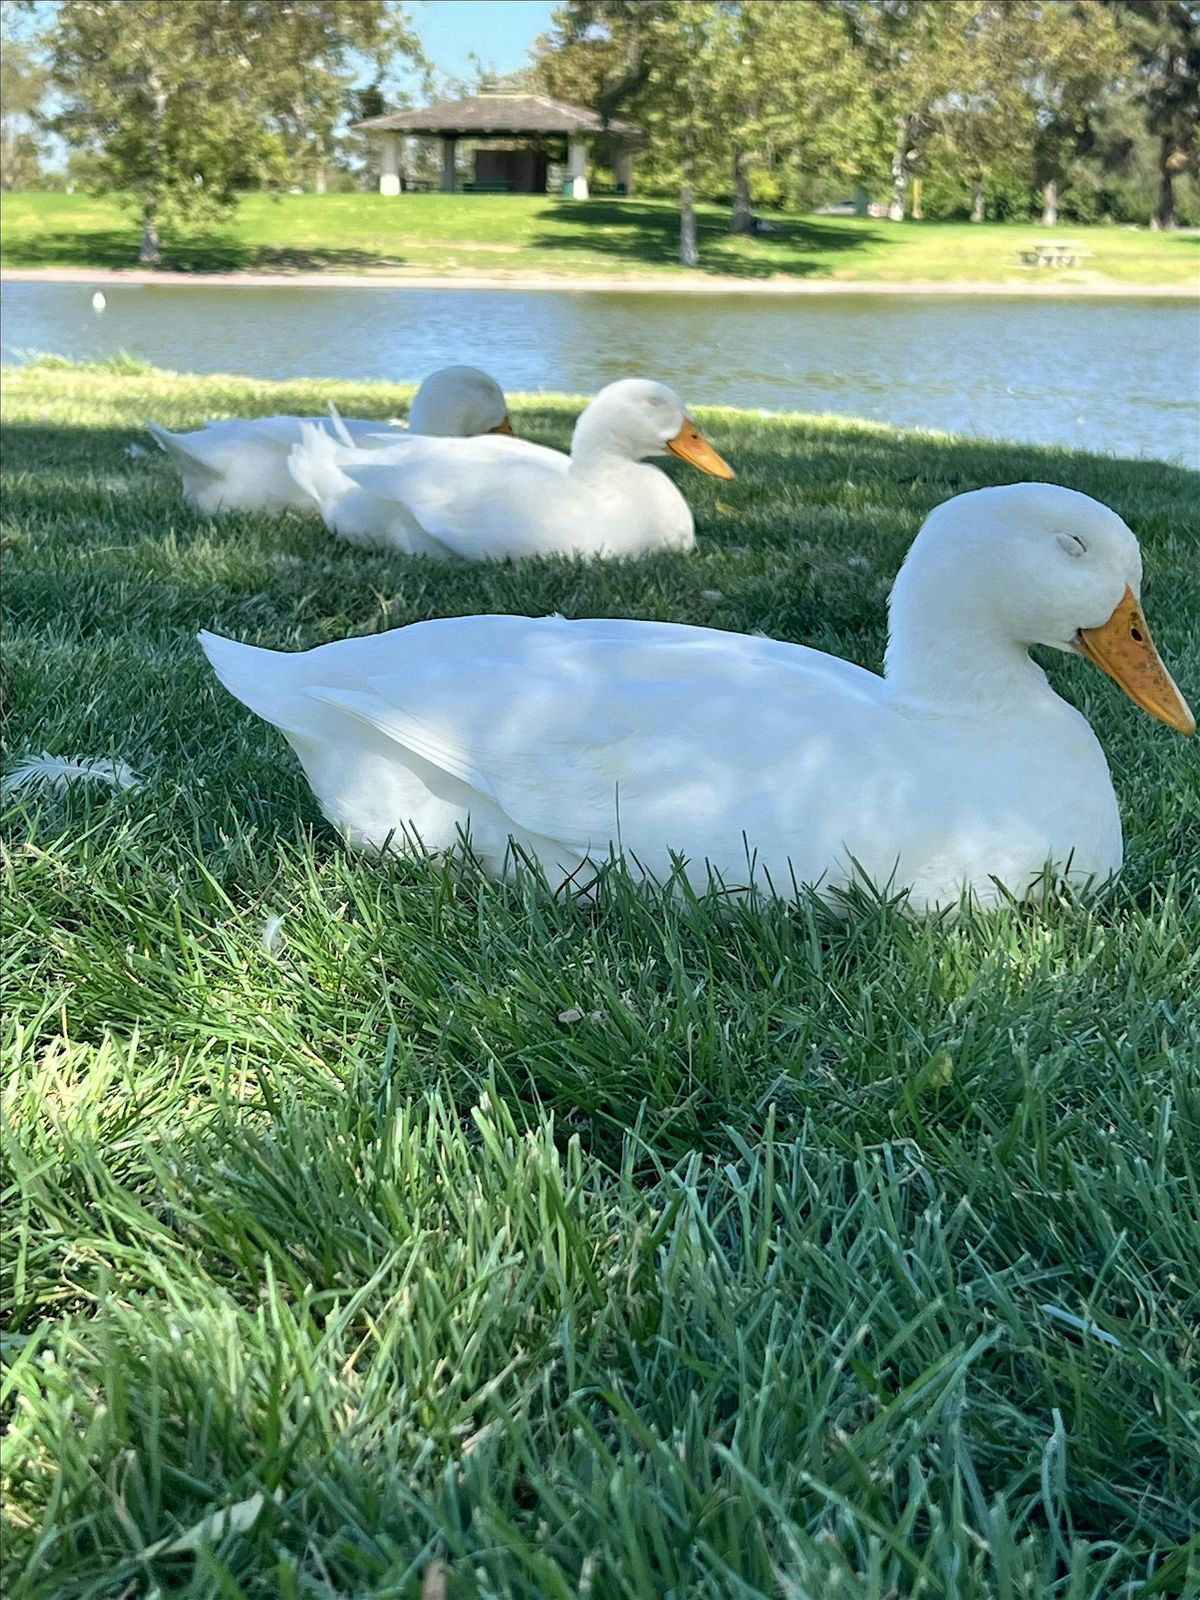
[2,360,1199,1599]
[4,191,1199,284]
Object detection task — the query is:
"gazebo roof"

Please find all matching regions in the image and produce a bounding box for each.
[353,92,638,138]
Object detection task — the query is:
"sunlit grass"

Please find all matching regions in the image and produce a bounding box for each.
[2,361,1198,1598]
[3,190,1198,284]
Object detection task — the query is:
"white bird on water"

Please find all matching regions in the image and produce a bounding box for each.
[91,291,106,312]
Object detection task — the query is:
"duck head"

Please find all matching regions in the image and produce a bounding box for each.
[408,365,512,437]
[887,483,1193,734]
[572,379,734,478]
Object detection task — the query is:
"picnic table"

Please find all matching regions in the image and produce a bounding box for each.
[1016,241,1093,268]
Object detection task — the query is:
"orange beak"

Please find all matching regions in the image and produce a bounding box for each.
[488,415,515,436]
[665,418,735,480]
[1076,586,1194,735]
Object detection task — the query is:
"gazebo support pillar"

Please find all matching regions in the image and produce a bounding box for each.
[566,136,589,199]
[379,134,400,197]
[613,144,635,196]
[440,135,457,193]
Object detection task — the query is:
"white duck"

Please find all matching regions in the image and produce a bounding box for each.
[199,484,1193,914]
[146,365,512,516]
[286,378,734,560]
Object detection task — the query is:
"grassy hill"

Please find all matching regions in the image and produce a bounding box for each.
[3,191,1199,284]
[3,360,1198,1598]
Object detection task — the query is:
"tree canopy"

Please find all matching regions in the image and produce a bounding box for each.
[1117,0,1200,227]
[41,0,423,261]
[1,37,46,194]
[531,0,1199,258]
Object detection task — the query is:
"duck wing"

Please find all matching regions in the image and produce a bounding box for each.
[342,444,576,560]
[306,616,884,854]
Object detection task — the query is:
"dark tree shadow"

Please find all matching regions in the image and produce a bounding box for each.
[3,229,409,274]
[530,200,880,278]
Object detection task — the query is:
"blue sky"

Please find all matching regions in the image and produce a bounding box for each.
[404,1,559,91]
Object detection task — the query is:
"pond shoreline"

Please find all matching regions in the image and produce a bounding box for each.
[3,265,1196,297]
[7,277,1195,465]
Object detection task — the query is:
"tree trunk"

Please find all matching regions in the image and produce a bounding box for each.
[970,177,985,223]
[292,95,310,193]
[888,116,913,222]
[138,209,162,265]
[136,71,168,265]
[680,179,698,267]
[730,148,754,234]
[139,73,167,266]
[1158,135,1178,231]
[1040,178,1058,228]
[680,79,699,268]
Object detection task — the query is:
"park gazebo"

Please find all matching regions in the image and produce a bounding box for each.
[353,92,639,199]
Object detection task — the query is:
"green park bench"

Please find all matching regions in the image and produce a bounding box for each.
[461,181,512,194]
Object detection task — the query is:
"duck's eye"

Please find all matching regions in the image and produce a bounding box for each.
[1057,532,1087,558]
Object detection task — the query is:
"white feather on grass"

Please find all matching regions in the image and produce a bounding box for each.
[261,914,286,955]
[4,753,143,795]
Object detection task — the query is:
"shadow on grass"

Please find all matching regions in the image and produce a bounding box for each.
[3,228,409,274]
[531,201,880,278]
[4,200,877,278]
[5,410,1195,655]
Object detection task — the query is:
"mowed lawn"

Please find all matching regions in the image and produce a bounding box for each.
[3,360,1199,1599]
[4,191,1200,284]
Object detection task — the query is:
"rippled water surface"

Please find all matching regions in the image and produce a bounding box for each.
[3,280,1197,467]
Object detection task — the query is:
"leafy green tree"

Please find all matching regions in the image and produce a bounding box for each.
[640,3,721,264]
[535,0,1172,233]
[43,0,422,263]
[253,1,421,194]
[534,0,674,204]
[535,1,664,131]
[1116,0,1200,226]
[835,1,983,221]
[1019,0,1132,225]
[0,38,46,192]
[47,1,280,263]
[707,1,873,233]
[535,3,871,252]
[534,1,717,265]
[925,2,1040,222]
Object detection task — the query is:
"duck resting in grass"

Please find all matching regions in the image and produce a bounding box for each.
[286,378,735,561]
[200,483,1193,914]
[145,365,512,516]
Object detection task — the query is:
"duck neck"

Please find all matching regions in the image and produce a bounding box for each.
[569,446,633,482]
[568,411,641,483]
[884,579,1049,720]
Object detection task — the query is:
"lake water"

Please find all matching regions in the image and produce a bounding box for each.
[3,280,1197,468]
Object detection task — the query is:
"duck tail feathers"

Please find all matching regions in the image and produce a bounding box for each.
[288,420,351,512]
[145,420,176,453]
[146,420,223,480]
[198,630,309,733]
[326,401,355,449]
